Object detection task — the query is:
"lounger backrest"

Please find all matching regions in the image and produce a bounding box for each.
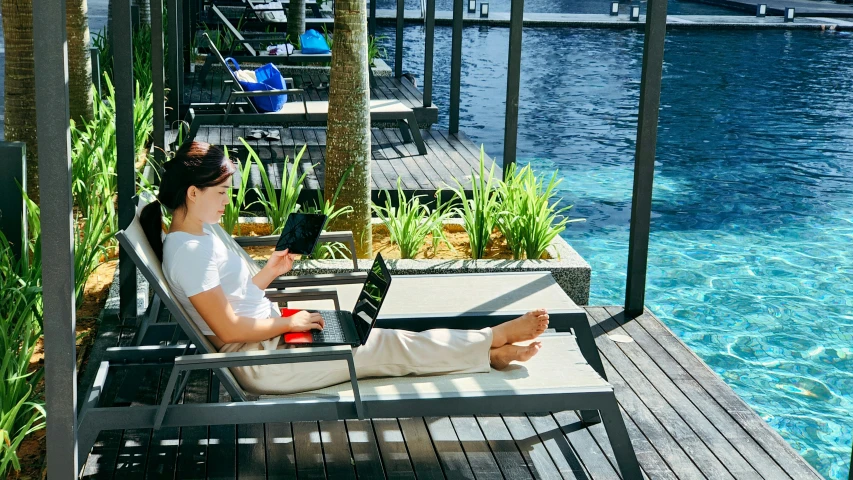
[202,32,262,115]
[116,211,250,402]
[209,5,258,56]
[208,223,264,277]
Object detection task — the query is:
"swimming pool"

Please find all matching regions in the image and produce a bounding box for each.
[380,25,853,478]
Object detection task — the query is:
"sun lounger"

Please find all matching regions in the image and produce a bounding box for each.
[187,32,427,154]
[199,4,332,81]
[244,0,324,22]
[77,212,642,478]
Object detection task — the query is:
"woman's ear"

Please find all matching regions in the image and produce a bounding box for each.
[187,185,198,203]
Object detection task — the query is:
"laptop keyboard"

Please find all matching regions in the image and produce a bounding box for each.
[312,311,347,343]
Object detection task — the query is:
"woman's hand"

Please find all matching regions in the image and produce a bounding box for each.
[286,311,325,332]
[265,249,297,277]
[252,249,299,290]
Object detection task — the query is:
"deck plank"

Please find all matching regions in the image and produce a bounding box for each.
[292,421,326,479]
[424,417,477,479]
[319,420,357,479]
[398,418,445,480]
[265,423,298,480]
[602,307,790,479]
[345,419,387,479]
[585,308,738,479]
[236,424,267,480]
[372,419,417,479]
[500,415,563,480]
[450,416,503,478]
[625,308,822,479]
[476,416,534,479]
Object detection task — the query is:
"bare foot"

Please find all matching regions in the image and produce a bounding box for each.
[490,342,542,370]
[491,309,549,347]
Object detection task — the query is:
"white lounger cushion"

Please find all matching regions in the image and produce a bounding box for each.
[277,99,412,116]
[264,334,610,402]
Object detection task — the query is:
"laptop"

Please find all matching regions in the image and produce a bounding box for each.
[303,254,392,346]
[275,212,328,256]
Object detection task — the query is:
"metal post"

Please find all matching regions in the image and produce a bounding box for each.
[395,0,404,78]
[369,0,377,37]
[502,0,523,177]
[33,0,79,476]
[90,47,102,99]
[0,142,27,261]
[114,0,139,322]
[449,0,463,134]
[167,0,181,124]
[624,0,668,317]
[132,4,141,31]
[178,0,187,118]
[151,0,167,165]
[423,0,435,108]
[182,0,192,74]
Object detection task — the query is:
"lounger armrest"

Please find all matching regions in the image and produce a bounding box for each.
[268,272,368,289]
[265,287,340,309]
[232,88,305,97]
[104,344,195,364]
[175,345,352,369]
[156,346,363,426]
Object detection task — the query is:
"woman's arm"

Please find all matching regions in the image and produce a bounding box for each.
[252,249,295,290]
[189,285,324,344]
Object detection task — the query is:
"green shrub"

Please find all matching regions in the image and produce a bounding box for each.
[221,146,255,236]
[0,228,44,477]
[497,164,581,260]
[241,140,309,234]
[301,163,356,259]
[451,147,502,260]
[373,180,455,259]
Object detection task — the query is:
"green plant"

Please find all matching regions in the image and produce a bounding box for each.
[451,146,502,260]
[368,35,388,66]
[497,164,582,260]
[302,163,356,259]
[372,180,456,259]
[221,147,255,235]
[241,139,309,234]
[0,214,44,476]
[320,27,385,66]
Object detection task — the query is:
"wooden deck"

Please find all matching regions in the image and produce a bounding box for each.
[165,126,487,205]
[79,306,821,479]
[183,68,439,127]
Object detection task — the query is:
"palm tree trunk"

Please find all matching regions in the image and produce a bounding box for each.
[324,0,371,258]
[67,0,94,123]
[2,0,39,203]
[288,0,306,44]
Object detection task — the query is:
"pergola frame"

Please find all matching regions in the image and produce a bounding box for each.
[32,0,668,475]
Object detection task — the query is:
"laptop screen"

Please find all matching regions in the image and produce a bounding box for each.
[352,254,391,343]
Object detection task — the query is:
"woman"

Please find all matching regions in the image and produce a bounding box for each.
[140,141,550,395]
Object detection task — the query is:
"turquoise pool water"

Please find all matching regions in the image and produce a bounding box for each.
[381,26,853,478]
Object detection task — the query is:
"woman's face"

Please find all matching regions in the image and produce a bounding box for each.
[187,177,231,224]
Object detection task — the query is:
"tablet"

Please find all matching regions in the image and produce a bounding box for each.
[274,212,328,255]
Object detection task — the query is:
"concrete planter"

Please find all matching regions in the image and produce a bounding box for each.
[242,217,591,305]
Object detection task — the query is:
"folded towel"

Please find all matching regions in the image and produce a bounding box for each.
[256,1,287,22]
[265,43,296,56]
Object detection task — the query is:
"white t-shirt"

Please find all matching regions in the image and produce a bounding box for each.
[162,224,277,336]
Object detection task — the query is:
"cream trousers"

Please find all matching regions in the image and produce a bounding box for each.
[220,327,493,395]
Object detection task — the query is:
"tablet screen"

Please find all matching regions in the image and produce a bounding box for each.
[274,213,328,255]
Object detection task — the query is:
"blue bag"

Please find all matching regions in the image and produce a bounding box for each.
[225,58,287,112]
[299,29,331,54]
